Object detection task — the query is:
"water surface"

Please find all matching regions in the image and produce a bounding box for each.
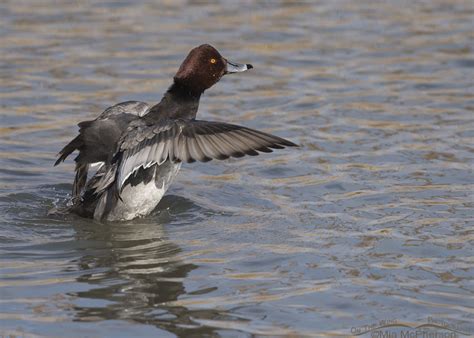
[1,0,473,337]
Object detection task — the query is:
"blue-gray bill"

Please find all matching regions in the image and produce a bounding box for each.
[225,60,253,74]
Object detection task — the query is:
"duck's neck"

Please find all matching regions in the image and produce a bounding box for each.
[146,82,202,121]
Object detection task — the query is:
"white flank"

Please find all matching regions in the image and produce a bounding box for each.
[104,161,181,221]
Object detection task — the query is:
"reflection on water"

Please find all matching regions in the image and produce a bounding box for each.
[71,217,201,335]
[1,0,473,337]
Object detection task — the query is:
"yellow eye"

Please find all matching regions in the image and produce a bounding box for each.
[210,58,216,64]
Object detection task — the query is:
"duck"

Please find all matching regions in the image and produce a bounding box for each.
[55,44,297,221]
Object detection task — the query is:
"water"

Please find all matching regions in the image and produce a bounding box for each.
[1,1,473,336]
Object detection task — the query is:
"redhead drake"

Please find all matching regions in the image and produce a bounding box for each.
[55,44,297,221]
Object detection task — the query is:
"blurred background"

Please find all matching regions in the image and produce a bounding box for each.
[0,0,473,337]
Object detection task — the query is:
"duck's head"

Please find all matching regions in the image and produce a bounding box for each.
[173,44,253,94]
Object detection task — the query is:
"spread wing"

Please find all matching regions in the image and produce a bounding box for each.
[116,119,298,189]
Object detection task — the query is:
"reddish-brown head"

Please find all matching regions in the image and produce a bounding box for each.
[174,44,253,94]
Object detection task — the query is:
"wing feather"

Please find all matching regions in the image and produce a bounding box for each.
[195,133,227,160]
[111,119,297,190]
[231,129,272,152]
[215,132,248,157]
[146,137,159,166]
[159,132,172,164]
